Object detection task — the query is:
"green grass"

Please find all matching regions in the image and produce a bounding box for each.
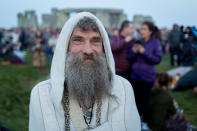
[156,53,178,72]
[169,90,197,126]
[0,52,50,131]
[0,52,196,130]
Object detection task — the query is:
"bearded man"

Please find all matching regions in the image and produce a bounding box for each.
[29,12,140,131]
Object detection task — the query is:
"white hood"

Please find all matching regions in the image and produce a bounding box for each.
[50,12,116,113]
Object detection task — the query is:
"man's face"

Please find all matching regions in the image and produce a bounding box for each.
[174,26,178,31]
[68,27,103,55]
[125,23,134,36]
[65,27,112,105]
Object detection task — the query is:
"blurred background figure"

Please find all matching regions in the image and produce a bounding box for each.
[110,20,135,81]
[149,73,197,131]
[128,21,162,126]
[160,27,169,54]
[0,28,3,48]
[148,73,176,131]
[111,27,119,36]
[168,24,182,66]
[133,28,141,40]
[46,33,57,62]
[33,44,46,68]
[0,27,60,66]
[32,29,46,68]
[181,26,195,66]
[0,29,25,65]
[19,28,28,50]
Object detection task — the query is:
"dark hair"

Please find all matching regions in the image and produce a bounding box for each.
[156,73,172,87]
[75,16,99,32]
[173,24,179,28]
[119,20,131,33]
[180,25,184,31]
[142,21,161,41]
[186,26,192,33]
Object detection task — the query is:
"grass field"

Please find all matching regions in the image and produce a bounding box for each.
[0,52,196,131]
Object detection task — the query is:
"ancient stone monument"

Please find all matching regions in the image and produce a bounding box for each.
[17,10,38,28]
[17,8,127,29]
[41,8,127,29]
[133,15,154,29]
[17,8,154,29]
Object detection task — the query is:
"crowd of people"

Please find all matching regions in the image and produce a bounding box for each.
[0,22,196,68]
[1,15,197,130]
[109,20,197,130]
[0,28,60,67]
[167,24,197,66]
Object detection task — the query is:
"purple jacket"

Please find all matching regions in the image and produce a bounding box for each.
[110,34,135,77]
[128,37,162,82]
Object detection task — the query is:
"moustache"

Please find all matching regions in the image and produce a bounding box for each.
[81,53,96,62]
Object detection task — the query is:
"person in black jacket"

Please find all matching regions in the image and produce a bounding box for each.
[181,26,195,66]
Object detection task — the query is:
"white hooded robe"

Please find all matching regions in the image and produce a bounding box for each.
[29,12,141,131]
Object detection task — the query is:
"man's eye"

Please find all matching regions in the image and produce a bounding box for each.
[92,39,100,42]
[73,39,81,42]
[91,38,102,44]
[92,41,101,46]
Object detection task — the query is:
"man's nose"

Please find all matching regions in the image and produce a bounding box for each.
[83,42,93,55]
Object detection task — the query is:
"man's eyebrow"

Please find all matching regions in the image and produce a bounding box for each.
[71,35,83,39]
[91,36,102,40]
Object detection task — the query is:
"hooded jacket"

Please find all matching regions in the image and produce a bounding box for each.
[29,12,141,131]
[168,30,181,49]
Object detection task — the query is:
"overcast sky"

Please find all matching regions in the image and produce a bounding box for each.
[0,0,197,29]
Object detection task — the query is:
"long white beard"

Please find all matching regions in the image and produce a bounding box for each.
[64,52,113,107]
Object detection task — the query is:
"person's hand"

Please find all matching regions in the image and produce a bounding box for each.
[138,45,145,54]
[125,36,132,43]
[132,44,138,54]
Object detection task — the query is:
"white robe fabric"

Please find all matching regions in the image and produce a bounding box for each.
[29,12,141,131]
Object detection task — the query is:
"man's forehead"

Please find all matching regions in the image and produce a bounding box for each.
[71,27,101,38]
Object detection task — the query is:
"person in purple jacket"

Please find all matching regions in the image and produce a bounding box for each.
[128,21,162,123]
[110,20,135,81]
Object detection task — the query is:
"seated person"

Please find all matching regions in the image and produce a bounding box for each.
[33,44,46,68]
[1,41,23,65]
[148,73,176,131]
